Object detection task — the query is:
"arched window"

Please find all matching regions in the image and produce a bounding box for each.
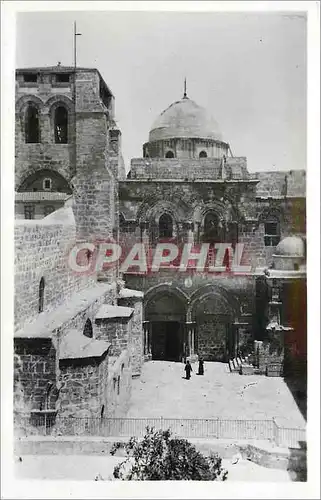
[165,150,174,158]
[203,212,219,242]
[199,150,207,158]
[38,277,45,313]
[159,213,173,238]
[54,106,68,143]
[83,318,93,338]
[25,105,40,143]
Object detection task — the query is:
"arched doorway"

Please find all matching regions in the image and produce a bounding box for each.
[191,292,234,362]
[145,290,187,361]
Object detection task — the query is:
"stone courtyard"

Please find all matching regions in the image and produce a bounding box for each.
[15,454,292,482]
[127,361,305,428]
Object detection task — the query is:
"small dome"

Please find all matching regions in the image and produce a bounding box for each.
[149,97,222,142]
[274,236,305,257]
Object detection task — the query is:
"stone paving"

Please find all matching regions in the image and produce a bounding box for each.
[127,361,306,427]
[14,455,292,482]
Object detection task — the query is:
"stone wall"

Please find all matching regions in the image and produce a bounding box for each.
[118,296,144,377]
[104,350,132,418]
[130,157,247,180]
[14,217,96,332]
[71,69,118,243]
[14,338,56,413]
[59,353,109,418]
[95,318,132,357]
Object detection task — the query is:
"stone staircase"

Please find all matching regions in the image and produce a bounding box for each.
[228,354,255,375]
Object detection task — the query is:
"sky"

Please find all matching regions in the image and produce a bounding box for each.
[16,10,307,173]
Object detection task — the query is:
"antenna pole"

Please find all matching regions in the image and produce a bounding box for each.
[74,21,77,69]
[74,21,82,69]
[183,77,187,98]
[73,21,82,176]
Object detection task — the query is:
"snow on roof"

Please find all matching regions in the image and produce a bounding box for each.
[95,304,134,320]
[15,283,115,339]
[59,329,110,360]
[118,288,144,299]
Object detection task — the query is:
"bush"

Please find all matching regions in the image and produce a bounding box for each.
[110,426,228,481]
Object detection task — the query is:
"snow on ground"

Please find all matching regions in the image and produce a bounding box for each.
[14,455,292,482]
[127,361,305,427]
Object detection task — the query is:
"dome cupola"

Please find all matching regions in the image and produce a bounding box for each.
[149,96,223,143]
[143,84,228,160]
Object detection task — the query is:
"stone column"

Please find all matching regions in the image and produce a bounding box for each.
[185,321,197,362]
[184,222,194,244]
[142,320,152,361]
[141,222,149,244]
[148,322,152,358]
[191,325,195,356]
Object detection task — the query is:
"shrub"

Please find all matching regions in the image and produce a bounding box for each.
[110,426,228,481]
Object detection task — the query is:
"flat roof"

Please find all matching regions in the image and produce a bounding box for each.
[95,304,134,320]
[16,66,114,97]
[15,284,115,339]
[59,330,111,360]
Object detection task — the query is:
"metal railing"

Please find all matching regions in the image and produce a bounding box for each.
[14,414,306,449]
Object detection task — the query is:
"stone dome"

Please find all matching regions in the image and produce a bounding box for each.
[274,236,305,257]
[149,97,223,142]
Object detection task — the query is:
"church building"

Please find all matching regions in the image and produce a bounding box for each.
[119,87,306,372]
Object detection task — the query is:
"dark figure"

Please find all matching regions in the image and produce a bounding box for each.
[197,357,204,375]
[184,360,192,380]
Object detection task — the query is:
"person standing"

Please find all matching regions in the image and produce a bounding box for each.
[197,357,204,375]
[184,360,192,380]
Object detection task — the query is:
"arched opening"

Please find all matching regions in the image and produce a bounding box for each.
[203,211,220,243]
[199,150,207,158]
[25,105,40,143]
[145,291,187,361]
[101,405,105,418]
[159,213,173,239]
[165,150,174,158]
[54,106,68,143]
[83,318,93,338]
[38,277,45,313]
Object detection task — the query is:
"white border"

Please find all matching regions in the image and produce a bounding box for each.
[1,1,320,499]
